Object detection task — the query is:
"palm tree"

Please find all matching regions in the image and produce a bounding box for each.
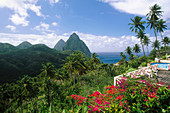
[41,63,56,107]
[125,46,132,56]
[120,52,124,57]
[143,35,150,56]
[157,19,167,39]
[152,40,161,50]
[64,51,86,85]
[146,4,163,43]
[133,44,141,55]
[91,53,100,64]
[63,58,74,84]
[128,16,145,33]
[161,36,170,53]
[136,30,146,56]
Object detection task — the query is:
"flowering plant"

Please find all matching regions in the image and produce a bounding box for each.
[70,76,170,112]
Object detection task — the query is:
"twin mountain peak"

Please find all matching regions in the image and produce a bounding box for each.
[13,33,91,56]
[54,33,91,56]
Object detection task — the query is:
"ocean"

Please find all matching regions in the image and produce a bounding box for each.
[97,52,143,64]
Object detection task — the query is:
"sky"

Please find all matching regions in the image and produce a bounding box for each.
[0,0,170,52]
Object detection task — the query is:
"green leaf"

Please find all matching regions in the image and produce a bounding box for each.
[49,103,53,113]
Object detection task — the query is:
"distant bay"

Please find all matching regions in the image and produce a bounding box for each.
[97,52,144,64]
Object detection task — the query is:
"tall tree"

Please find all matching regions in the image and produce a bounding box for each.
[41,63,56,107]
[63,60,74,84]
[120,52,124,58]
[157,19,167,39]
[161,36,170,53]
[125,46,132,56]
[152,40,161,50]
[136,30,146,56]
[128,16,145,33]
[133,44,141,55]
[146,4,163,45]
[143,35,150,56]
[91,53,100,64]
[64,51,86,85]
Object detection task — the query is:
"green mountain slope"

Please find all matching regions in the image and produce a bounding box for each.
[0,43,19,54]
[0,44,68,83]
[54,39,65,51]
[17,41,32,49]
[63,33,91,57]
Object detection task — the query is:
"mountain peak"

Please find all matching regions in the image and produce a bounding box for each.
[17,41,32,49]
[69,33,80,40]
[54,39,66,51]
[63,33,91,57]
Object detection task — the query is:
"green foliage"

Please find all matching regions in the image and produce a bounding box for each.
[126,67,137,73]
[138,56,147,64]
[17,41,32,49]
[125,46,132,56]
[63,33,91,57]
[129,54,134,60]
[140,62,147,67]
[0,44,67,83]
[54,39,65,51]
[162,55,166,60]
[0,43,19,54]
[149,49,157,58]
[70,77,170,112]
[128,59,139,68]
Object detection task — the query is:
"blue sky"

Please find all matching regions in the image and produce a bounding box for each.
[0,0,170,52]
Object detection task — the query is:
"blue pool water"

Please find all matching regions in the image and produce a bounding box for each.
[151,63,170,70]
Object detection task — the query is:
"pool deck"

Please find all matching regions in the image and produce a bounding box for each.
[150,70,170,85]
[160,60,170,63]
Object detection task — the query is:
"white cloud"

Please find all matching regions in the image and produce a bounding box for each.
[9,14,29,26]
[34,22,50,31]
[5,25,16,32]
[29,4,43,16]
[99,0,170,20]
[1,30,169,52]
[52,22,58,26]
[0,0,43,26]
[56,15,61,19]
[49,0,59,4]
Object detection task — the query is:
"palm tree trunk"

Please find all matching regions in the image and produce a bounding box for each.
[147,46,149,56]
[47,82,50,107]
[153,26,160,56]
[141,39,145,56]
[160,32,163,39]
[164,44,166,53]
[78,72,81,85]
[153,25,158,42]
[74,72,76,86]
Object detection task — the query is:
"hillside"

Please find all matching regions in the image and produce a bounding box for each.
[54,39,65,51]
[63,33,91,57]
[17,41,32,49]
[0,44,68,83]
[0,43,19,54]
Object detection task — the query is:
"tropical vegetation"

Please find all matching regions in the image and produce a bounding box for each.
[0,3,170,113]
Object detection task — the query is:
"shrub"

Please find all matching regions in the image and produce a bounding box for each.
[69,77,170,112]
[138,56,147,64]
[140,62,147,67]
[128,60,139,68]
[162,55,166,60]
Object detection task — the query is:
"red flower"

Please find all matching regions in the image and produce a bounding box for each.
[116,95,123,100]
[149,92,157,99]
[91,91,101,97]
[120,101,123,106]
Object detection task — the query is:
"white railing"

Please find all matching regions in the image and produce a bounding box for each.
[114,64,158,86]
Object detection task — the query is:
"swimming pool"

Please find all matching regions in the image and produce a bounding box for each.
[151,63,170,70]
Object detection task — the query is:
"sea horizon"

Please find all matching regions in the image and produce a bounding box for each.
[96,52,144,64]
